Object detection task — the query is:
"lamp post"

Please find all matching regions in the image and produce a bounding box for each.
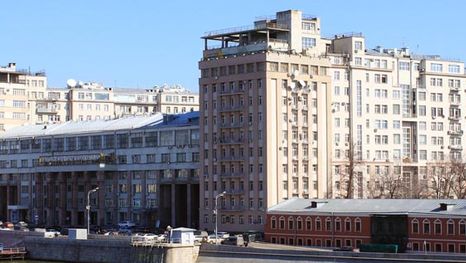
[214,191,226,245]
[87,187,99,235]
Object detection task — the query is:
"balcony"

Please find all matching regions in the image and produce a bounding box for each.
[449,145,463,151]
[220,205,246,212]
[219,137,245,144]
[36,107,58,114]
[203,39,289,59]
[220,122,243,129]
[219,105,244,112]
[449,116,461,121]
[220,172,243,178]
[226,189,245,195]
[448,130,463,136]
[450,101,461,107]
[220,88,245,95]
[450,86,460,92]
[219,156,245,162]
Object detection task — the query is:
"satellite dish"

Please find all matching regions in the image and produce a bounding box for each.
[66,79,77,88]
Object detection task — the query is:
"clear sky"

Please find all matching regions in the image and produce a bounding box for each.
[1,0,465,91]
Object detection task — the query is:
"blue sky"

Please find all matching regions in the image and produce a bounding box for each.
[1,0,465,91]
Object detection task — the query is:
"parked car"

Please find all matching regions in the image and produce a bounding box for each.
[46,228,61,236]
[333,246,353,252]
[217,232,230,238]
[14,221,29,231]
[206,234,225,244]
[221,235,244,246]
[2,222,13,229]
[194,230,208,244]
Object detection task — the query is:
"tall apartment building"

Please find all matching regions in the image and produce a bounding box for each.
[0,112,200,229]
[200,10,333,232]
[199,10,466,232]
[0,63,199,130]
[0,63,48,131]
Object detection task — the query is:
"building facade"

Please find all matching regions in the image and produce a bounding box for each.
[0,112,200,229]
[0,62,199,130]
[265,198,466,254]
[0,63,48,131]
[199,9,466,232]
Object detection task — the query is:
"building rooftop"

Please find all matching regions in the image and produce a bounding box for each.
[268,198,466,216]
[0,111,199,139]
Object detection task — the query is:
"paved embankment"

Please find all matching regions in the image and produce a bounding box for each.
[197,243,466,263]
[0,230,199,263]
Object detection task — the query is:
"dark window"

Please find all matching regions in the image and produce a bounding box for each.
[435,243,442,252]
[449,244,455,253]
[460,244,466,253]
[423,222,430,234]
[412,221,419,233]
[448,222,454,235]
[435,222,441,234]
[336,239,342,247]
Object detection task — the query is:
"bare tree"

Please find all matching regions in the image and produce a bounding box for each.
[366,166,404,199]
[426,161,455,199]
[336,141,364,199]
[450,159,466,198]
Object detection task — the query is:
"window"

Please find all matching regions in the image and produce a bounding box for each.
[345,218,351,232]
[448,64,461,73]
[399,62,410,71]
[460,220,466,235]
[447,220,454,235]
[412,219,419,234]
[271,217,277,229]
[431,63,443,72]
[302,37,316,49]
[315,217,321,231]
[354,41,363,50]
[423,219,430,234]
[355,218,361,232]
[434,219,442,235]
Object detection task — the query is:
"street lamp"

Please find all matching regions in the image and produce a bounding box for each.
[87,187,99,235]
[214,191,226,245]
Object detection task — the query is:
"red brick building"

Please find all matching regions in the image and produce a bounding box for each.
[265,198,466,253]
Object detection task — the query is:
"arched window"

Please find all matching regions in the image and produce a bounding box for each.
[305,216,312,231]
[297,217,303,230]
[335,217,341,232]
[423,219,430,234]
[459,219,466,235]
[434,219,442,235]
[447,219,454,235]
[325,217,332,231]
[315,217,322,231]
[355,218,362,232]
[279,216,285,230]
[411,218,419,234]
[345,217,352,232]
[271,216,277,229]
[288,216,294,230]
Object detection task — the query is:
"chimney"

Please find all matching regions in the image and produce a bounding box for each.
[310,201,327,208]
[439,203,455,211]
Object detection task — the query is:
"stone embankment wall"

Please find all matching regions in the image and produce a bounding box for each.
[0,231,198,263]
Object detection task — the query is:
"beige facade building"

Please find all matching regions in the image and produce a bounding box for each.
[199,10,466,232]
[0,63,199,130]
[0,63,47,131]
